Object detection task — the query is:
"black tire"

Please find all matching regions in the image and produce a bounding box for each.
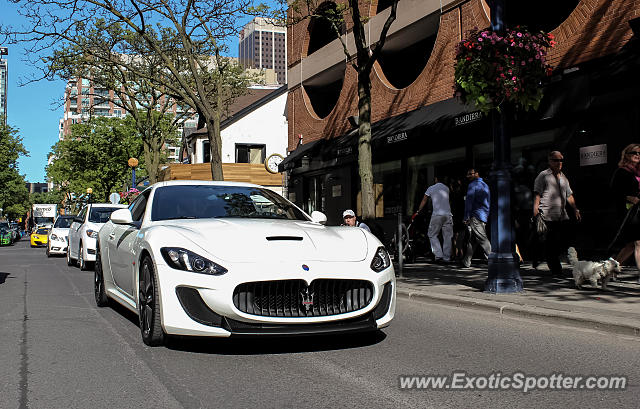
[94,243,109,307]
[66,247,74,266]
[46,246,51,257]
[79,243,87,271]
[139,256,165,346]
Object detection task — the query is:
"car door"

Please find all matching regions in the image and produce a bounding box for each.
[69,206,87,259]
[110,193,149,298]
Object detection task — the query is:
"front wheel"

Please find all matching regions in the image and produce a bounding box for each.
[66,247,74,266]
[79,243,87,271]
[46,246,51,257]
[94,244,109,307]
[139,256,165,346]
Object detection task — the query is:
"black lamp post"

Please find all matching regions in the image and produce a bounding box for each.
[485,0,523,293]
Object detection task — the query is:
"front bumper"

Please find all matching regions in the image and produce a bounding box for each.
[48,242,68,254]
[154,260,396,337]
[31,239,48,247]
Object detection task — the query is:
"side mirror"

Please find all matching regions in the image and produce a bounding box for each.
[110,208,133,225]
[310,211,327,225]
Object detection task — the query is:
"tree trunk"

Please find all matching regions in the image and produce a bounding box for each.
[207,115,224,181]
[357,71,375,219]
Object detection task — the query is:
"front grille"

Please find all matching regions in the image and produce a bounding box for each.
[233,279,374,317]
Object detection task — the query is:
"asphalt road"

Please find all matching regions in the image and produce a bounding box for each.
[1,240,638,408]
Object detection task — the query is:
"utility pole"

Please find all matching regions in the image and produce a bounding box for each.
[485,0,523,293]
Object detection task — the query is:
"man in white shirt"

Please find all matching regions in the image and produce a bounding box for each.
[414,176,453,263]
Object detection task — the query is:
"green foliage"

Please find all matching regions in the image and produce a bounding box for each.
[46,116,144,204]
[0,120,30,219]
[30,190,64,205]
[454,27,556,113]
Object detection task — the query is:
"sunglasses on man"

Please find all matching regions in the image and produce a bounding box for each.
[627,151,640,156]
[550,158,563,162]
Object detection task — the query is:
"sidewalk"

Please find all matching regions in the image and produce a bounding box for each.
[395,259,640,337]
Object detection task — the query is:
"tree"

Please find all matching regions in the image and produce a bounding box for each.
[0,119,30,220]
[277,0,398,219]
[49,26,186,184]
[3,0,256,181]
[46,116,144,203]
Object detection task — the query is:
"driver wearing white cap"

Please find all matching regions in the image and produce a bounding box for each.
[342,209,371,232]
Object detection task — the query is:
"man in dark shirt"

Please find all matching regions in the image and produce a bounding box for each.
[461,168,491,268]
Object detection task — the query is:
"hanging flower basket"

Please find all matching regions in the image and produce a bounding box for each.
[119,188,140,205]
[454,26,556,113]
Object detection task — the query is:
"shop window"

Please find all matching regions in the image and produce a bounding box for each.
[501,1,580,33]
[376,12,439,89]
[306,2,345,56]
[236,143,266,164]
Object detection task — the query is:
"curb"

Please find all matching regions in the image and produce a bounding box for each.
[397,287,640,338]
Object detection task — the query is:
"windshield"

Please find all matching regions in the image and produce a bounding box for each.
[36,228,49,235]
[89,207,119,223]
[151,185,309,222]
[34,217,53,225]
[54,217,74,228]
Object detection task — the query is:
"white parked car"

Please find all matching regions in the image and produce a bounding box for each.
[46,215,75,257]
[67,203,126,270]
[95,181,396,346]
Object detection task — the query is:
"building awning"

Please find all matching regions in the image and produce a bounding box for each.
[278,139,324,172]
[319,98,479,160]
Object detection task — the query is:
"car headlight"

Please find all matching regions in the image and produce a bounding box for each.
[160,247,228,276]
[370,246,391,272]
[86,229,98,238]
[51,234,59,241]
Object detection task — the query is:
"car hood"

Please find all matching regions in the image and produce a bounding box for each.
[51,228,70,237]
[155,218,369,262]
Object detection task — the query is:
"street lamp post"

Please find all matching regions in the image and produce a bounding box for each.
[128,157,139,189]
[485,0,523,293]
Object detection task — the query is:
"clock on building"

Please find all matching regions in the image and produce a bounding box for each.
[265,153,284,174]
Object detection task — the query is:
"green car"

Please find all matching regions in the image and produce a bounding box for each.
[0,228,11,246]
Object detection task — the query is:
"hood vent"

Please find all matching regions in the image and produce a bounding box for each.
[266,236,303,241]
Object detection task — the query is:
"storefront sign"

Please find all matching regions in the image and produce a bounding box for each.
[336,146,353,156]
[386,132,408,144]
[579,144,607,166]
[454,111,483,126]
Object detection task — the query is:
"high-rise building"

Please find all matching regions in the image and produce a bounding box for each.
[0,47,8,124]
[59,77,194,163]
[239,17,287,85]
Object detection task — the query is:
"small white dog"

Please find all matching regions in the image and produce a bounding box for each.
[567,247,621,290]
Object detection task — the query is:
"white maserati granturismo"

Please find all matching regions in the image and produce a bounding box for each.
[95,181,396,346]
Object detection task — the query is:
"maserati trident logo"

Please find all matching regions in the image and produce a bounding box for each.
[300,287,314,312]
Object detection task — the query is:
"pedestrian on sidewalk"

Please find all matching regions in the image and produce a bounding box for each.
[342,209,371,232]
[461,168,491,268]
[414,175,453,263]
[609,144,640,283]
[533,151,581,276]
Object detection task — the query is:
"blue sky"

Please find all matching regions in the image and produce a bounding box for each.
[1,1,277,183]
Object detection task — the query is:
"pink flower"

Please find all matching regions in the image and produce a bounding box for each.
[521,61,526,65]
[512,76,517,81]
[478,37,483,42]
[519,43,524,47]
[517,32,522,37]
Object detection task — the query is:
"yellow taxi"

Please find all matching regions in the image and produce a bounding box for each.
[30,227,50,248]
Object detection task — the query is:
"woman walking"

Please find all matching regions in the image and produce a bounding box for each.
[610,144,640,283]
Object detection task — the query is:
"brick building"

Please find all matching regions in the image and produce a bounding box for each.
[282,0,640,254]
